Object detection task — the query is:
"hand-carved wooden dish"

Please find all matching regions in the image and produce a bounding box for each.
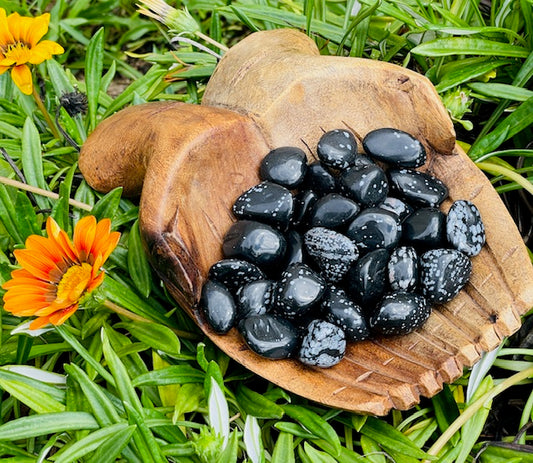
[79,29,533,415]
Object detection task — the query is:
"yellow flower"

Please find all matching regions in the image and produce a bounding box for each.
[2,216,120,329]
[0,8,64,95]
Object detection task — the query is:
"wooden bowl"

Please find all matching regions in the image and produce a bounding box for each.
[79,29,533,415]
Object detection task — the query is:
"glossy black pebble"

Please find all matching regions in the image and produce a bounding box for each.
[419,248,472,304]
[388,246,418,292]
[308,193,360,229]
[317,129,357,169]
[259,146,308,188]
[285,230,305,266]
[380,197,414,222]
[352,154,375,170]
[208,258,266,293]
[363,128,426,167]
[340,164,389,207]
[236,279,275,320]
[239,314,299,359]
[232,181,293,230]
[345,248,389,306]
[402,207,446,248]
[304,227,358,282]
[369,291,430,336]
[346,208,401,253]
[388,168,448,207]
[222,220,287,270]
[322,287,369,341]
[291,190,318,228]
[298,319,346,368]
[274,263,326,319]
[200,280,236,334]
[303,161,337,196]
[446,200,485,256]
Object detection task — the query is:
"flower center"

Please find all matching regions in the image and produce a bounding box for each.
[2,41,31,63]
[56,263,93,304]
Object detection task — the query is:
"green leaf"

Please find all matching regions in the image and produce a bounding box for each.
[303,442,337,463]
[283,405,341,457]
[274,422,318,439]
[215,430,239,463]
[235,384,284,419]
[64,363,121,426]
[86,424,137,463]
[432,385,461,444]
[13,191,40,242]
[412,38,530,57]
[91,187,123,221]
[51,162,77,232]
[21,117,49,210]
[0,412,99,440]
[132,365,204,386]
[173,383,205,422]
[478,444,533,463]
[117,320,180,355]
[54,423,131,463]
[0,184,24,243]
[468,82,533,101]
[127,220,152,298]
[46,59,76,96]
[86,28,104,131]
[0,377,65,414]
[361,435,386,463]
[244,415,264,463]
[469,96,533,158]
[361,417,436,460]
[272,432,295,463]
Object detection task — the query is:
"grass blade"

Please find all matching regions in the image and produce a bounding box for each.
[117,320,180,355]
[86,28,104,131]
[0,377,65,414]
[127,219,152,298]
[0,412,99,440]
[412,37,530,57]
[272,432,295,463]
[21,117,49,210]
[86,424,137,463]
[235,384,284,419]
[468,82,533,101]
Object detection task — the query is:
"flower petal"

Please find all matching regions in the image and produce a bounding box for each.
[28,40,64,64]
[0,8,14,46]
[46,217,78,262]
[74,216,97,260]
[14,247,67,282]
[25,13,50,46]
[10,64,32,95]
[0,65,10,75]
[29,315,53,330]
[48,304,78,326]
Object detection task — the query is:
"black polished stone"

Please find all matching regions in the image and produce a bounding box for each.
[239,314,299,359]
[259,146,308,188]
[363,128,426,167]
[298,319,346,368]
[222,220,287,270]
[232,181,293,230]
[236,279,275,320]
[317,129,357,169]
[345,248,389,306]
[303,161,338,196]
[200,280,236,334]
[291,190,318,228]
[369,291,430,335]
[285,230,305,266]
[308,193,360,229]
[322,287,369,341]
[304,227,358,282]
[340,164,388,207]
[208,258,266,293]
[388,168,448,207]
[274,263,326,319]
[379,197,414,222]
[388,246,418,292]
[346,208,401,253]
[446,200,485,256]
[402,207,446,248]
[419,248,472,304]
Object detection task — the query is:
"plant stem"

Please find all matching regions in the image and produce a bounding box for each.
[425,366,533,459]
[195,31,228,52]
[476,161,533,195]
[103,300,199,340]
[32,87,61,140]
[0,175,92,211]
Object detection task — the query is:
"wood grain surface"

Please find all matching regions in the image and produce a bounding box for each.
[79,29,533,415]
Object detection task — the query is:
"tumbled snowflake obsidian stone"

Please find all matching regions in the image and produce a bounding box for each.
[340,164,389,207]
[259,146,308,188]
[363,128,426,167]
[388,246,418,292]
[419,248,472,304]
[346,208,401,253]
[299,319,346,367]
[200,280,236,334]
[388,168,448,207]
[446,200,485,256]
[317,129,357,169]
[236,279,275,320]
[308,193,360,229]
[208,258,266,293]
[322,287,369,341]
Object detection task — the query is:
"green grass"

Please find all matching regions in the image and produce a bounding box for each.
[0,0,532,462]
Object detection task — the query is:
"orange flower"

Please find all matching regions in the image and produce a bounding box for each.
[0,8,64,95]
[2,216,120,329]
